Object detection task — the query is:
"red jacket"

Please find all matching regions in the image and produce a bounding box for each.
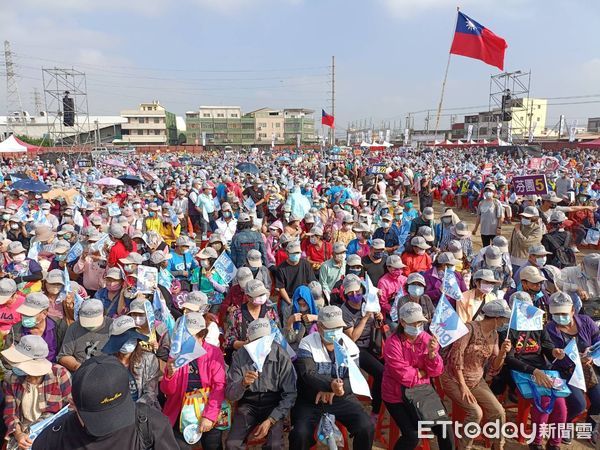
[107,240,138,268]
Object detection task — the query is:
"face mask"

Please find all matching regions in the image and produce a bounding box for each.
[405,202,413,209]
[124,264,135,274]
[148,212,155,218]
[446,266,455,272]
[133,316,146,327]
[347,293,363,304]
[46,285,62,295]
[535,257,546,267]
[253,294,268,305]
[395,215,403,221]
[521,219,531,226]
[288,253,300,263]
[348,268,362,276]
[442,217,452,225]
[269,229,279,237]
[552,314,571,326]
[12,253,26,263]
[408,285,424,297]
[373,251,384,259]
[63,233,72,240]
[497,322,508,333]
[382,222,391,229]
[309,236,318,245]
[21,315,38,328]
[334,253,344,263]
[479,282,495,294]
[201,260,211,269]
[12,367,27,377]
[415,249,426,255]
[10,223,19,230]
[119,338,138,354]
[106,281,122,292]
[2,214,10,221]
[404,324,423,337]
[483,192,493,199]
[55,254,67,262]
[323,328,343,344]
[223,211,232,219]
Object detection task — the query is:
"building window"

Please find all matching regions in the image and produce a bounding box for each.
[259,133,267,138]
[154,130,160,135]
[537,105,541,109]
[154,118,160,124]
[137,130,143,135]
[259,122,267,128]
[275,123,281,128]
[231,113,238,118]
[217,113,224,118]
[138,117,145,124]
[203,113,211,118]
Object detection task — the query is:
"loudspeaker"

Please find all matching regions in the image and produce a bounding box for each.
[63,94,74,127]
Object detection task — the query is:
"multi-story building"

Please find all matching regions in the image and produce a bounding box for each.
[120,101,177,145]
[185,106,316,147]
[283,108,316,145]
[245,108,285,145]
[588,117,600,133]
[462,98,547,141]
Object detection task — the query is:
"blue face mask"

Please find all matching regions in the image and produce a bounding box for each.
[323,328,343,344]
[348,268,362,276]
[552,314,571,326]
[149,212,155,217]
[408,285,424,297]
[446,266,456,272]
[405,202,413,209]
[373,251,384,259]
[497,323,508,333]
[55,254,67,262]
[288,253,301,263]
[119,338,138,354]
[21,315,37,328]
[12,367,27,377]
[404,324,423,337]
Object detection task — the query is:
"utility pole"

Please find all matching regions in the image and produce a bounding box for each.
[425,111,430,133]
[330,55,335,146]
[4,40,27,136]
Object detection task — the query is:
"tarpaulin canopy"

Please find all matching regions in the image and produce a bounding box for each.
[581,138,600,148]
[0,135,32,153]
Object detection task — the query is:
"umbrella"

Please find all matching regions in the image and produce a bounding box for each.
[118,175,145,186]
[170,161,183,168]
[102,159,127,169]
[276,156,291,163]
[95,177,124,187]
[10,178,51,193]
[236,162,259,175]
[154,161,171,169]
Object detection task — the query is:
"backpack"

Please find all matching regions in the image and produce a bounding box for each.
[546,232,576,268]
[136,402,154,449]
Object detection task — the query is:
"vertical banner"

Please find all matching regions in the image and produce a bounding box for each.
[507,123,513,143]
[466,124,473,142]
[385,129,391,142]
[497,122,502,140]
[528,122,536,143]
[360,131,365,143]
[378,130,384,143]
[346,131,350,145]
[403,128,410,146]
[271,132,275,148]
[568,120,577,142]
[296,133,301,148]
[201,132,206,146]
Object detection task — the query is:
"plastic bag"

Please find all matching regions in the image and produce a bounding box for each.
[317,413,343,450]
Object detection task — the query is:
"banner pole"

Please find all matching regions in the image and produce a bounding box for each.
[433,7,461,139]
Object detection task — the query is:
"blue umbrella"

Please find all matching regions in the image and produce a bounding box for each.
[236,162,259,174]
[277,156,292,163]
[10,178,50,193]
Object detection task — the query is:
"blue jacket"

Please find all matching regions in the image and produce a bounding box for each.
[230,229,267,268]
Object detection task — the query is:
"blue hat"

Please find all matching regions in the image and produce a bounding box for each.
[101,329,148,355]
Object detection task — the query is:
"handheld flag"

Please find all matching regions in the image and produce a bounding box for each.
[244,334,275,373]
[450,12,507,71]
[213,251,237,285]
[269,319,296,360]
[508,299,544,331]
[73,292,84,322]
[589,341,600,366]
[66,241,84,263]
[390,285,405,323]
[28,405,70,442]
[442,268,463,301]
[333,340,371,398]
[153,289,175,337]
[143,299,156,335]
[243,195,256,213]
[169,316,207,369]
[363,274,381,313]
[565,338,586,391]
[321,109,335,128]
[56,265,71,304]
[430,294,469,348]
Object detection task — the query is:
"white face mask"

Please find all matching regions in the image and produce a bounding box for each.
[12,253,26,263]
[535,257,547,267]
[479,282,495,294]
[484,191,493,199]
[521,218,531,226]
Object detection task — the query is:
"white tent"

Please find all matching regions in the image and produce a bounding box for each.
[0,135,27,153]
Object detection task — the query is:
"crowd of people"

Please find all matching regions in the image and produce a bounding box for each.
[0,145,597,450]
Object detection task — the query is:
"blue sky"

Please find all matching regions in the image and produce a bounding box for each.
[2,0,600,133]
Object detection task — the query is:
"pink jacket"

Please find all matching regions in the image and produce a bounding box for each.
[160,342,226,426]
[381,332,443,403]
[377,271,407,316]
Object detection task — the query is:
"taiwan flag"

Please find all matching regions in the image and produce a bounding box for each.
[450,12,507,71]
[321,109,335,128]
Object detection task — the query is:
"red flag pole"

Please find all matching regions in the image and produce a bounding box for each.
[433,7,461,139]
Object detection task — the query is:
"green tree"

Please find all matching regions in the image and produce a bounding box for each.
[15,134,54,147]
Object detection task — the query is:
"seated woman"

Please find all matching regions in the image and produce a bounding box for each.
[286,285,319,350]
[457,269,500,323]
[395,273,435,326]
[441,299,511,450]
[102,315,160,410]
[377,255,407,321]
[2,335,72,450]
[546,292,600,440]
[340,274,384,421]
[422,252,467,306]
[382,303,451,450]
[161,312,226,450]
